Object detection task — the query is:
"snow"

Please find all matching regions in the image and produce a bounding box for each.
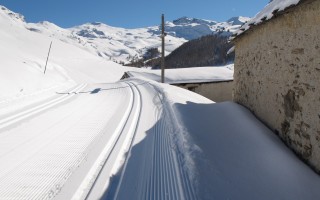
[0,4,320,200]
[235,0,301,36]
[126,64,234,84]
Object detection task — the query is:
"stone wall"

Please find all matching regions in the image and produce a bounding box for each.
[174,81,233,102]
[233,0,320,171]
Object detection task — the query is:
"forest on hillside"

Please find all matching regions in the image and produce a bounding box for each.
[127,34,234,68]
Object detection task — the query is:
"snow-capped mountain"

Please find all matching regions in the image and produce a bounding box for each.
[68,23,186,63]
[66,16,249,63]
[165,16,249,40]
[1,5,249,64]
[0,5,25,24]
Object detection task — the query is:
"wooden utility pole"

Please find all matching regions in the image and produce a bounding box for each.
[161,14,165,83]
[44,41,53,75]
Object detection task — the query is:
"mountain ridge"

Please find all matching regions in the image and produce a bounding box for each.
[0,5,249,64]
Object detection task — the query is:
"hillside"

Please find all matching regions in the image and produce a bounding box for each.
[0,5,127,102]
[129,34,234,69]
[146,34,234,69]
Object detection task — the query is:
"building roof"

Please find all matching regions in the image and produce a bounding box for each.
[233,0,302,39]
[122,65,234,84]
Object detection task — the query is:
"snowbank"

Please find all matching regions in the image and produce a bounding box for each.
[144,79,320,199]
[171,100,320,199]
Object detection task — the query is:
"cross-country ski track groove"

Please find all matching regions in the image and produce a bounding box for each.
[0,80,197,200]
[100,80,197,200]
[71,81,140,200]
[0,83,87,131]
[0,82,130,199]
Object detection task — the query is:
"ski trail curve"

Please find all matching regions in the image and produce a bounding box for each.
[83,81,142,200]
[106,80,197,200]
[113,81,143,199]
[71,82,135,200]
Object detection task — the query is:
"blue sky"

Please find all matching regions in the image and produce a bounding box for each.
[0,0,269,28]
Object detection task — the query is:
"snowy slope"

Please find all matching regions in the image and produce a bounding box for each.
[0,6,72,102]
[0,5,128,111]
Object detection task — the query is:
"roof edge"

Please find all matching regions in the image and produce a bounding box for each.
[231,0,312,41]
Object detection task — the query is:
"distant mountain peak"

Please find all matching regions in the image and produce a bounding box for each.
[90,22,103,26]
[227,16,250,25]
[38,21,58,27]
[0,5,25,23]
[165,16,250,40]
[172,17,192,25]
[172,17,217,26]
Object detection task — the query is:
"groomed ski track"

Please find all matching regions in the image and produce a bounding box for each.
[0,79,196,200]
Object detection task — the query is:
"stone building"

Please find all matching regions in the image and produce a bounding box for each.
[121,66,234,102]
[171,80,233,102]
[233,0,320,172]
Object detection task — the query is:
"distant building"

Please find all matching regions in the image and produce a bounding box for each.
[121,66,234,102]
[233,0,320,172]
[171,81,233,103]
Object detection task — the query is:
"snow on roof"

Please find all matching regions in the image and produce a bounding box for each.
[125,64,234,84]
[234,0,301,37]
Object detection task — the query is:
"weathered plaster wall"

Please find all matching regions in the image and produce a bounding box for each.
[175,81,233,102]
[234,0,320,171]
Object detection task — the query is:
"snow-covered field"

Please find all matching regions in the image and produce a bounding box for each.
[1,3,320,200]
